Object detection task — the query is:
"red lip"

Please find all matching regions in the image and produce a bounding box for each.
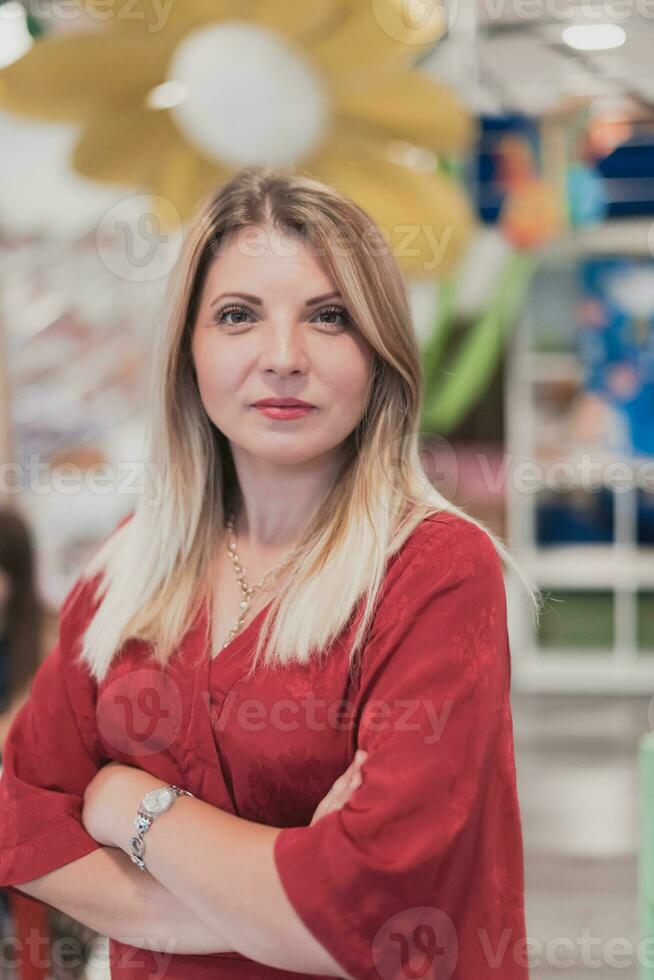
[252,398,316,408]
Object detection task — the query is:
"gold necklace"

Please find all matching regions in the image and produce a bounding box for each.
[221,509,293,649]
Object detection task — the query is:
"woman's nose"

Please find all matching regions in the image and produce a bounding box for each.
[259,324,309,374]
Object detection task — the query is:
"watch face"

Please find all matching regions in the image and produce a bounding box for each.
[142,786,175,815]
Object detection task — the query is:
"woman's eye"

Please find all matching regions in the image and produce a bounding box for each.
[212,303,253,327]
[312,305,351,330]
[211,303,351,331]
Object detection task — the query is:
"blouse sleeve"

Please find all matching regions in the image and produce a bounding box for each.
[273,515,528,980]
[0,573,107,893]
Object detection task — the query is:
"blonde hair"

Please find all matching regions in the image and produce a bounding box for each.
[77,164,541,684]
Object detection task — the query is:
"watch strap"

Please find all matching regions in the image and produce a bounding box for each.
[129,784,194,872]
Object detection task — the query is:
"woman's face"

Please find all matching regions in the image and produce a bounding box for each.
[190,225,375,468]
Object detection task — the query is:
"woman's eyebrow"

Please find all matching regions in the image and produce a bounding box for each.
[304,292,341,305]
[209,291,341,308]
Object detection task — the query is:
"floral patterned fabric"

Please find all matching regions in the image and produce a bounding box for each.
[0,511,529,979]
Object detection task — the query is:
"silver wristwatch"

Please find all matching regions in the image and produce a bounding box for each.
[129,784,194,872]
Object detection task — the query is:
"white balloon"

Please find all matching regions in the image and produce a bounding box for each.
[166,21,331,167]
[0,110,136,239]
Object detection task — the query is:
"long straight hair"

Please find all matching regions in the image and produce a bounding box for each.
[77,164,541,684]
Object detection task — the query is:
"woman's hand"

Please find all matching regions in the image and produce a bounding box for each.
[82,760,162,849]
[310,749,368,826]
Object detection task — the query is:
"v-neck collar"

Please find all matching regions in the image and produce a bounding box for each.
[183,596,275,807]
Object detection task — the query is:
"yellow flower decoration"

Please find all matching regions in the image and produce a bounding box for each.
[0,0,476,277]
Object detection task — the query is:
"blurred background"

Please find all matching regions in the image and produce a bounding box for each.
[1,0,654,977]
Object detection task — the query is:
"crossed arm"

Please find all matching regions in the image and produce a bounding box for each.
[14,843,233,956]
[8,516,508,980]
[13,760,360,978]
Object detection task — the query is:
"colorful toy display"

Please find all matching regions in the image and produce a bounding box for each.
[577,258,654,457]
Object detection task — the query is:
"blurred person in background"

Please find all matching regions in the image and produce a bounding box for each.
[0,508,47,943]
[0,507,54,757]
[0,508,94,975]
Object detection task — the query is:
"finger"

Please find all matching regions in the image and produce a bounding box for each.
[327,753,368,804]
[329,780,358,812]
[319,771,363,819]
[346,751,368,776]
[324,772,351,805]
[348,770,362,790]
[333,770,354,792]
[340,768,363,799]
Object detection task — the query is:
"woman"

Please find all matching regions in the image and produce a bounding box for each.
[0,165,539,980]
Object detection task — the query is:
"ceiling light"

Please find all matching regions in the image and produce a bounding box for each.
[562,24,626,51]
[0,2,33,68]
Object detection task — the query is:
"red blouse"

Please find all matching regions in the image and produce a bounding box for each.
[0,511,529,980]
